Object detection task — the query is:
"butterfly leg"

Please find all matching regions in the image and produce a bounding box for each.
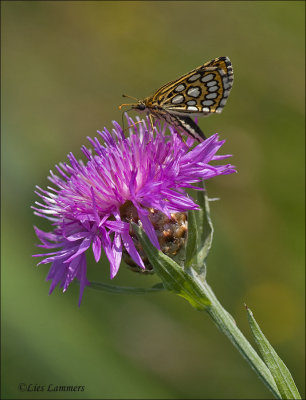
[148,113,155,132]
[121,120,143,135]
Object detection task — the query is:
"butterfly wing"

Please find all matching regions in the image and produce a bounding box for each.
[151,56,233,117]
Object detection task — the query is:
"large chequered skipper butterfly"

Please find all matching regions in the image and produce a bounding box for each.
[119,56,233,142]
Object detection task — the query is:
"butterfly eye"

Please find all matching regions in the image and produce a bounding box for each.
[136,103,146,111]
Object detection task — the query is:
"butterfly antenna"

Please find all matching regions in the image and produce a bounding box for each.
[122,94,139,101]
[118,94,139,110]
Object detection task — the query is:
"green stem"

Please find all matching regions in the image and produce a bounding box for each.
[133,223,282,398]
[199,279,281,399]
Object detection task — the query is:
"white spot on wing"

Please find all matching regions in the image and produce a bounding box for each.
[208,86,218,92]
[202,100,214,106]
[188,73,201,82]
[187,87,201,98]
[187,100,196,106]
[216,107,223,113]
[175,84,185,92]
[206,92,217,99]
[172,94,184,104]
[202,107,210,113]
[223,90,230,97]
[201,73,214,82]
[220,98,227,106]
[223,78,232,90]
[206,80,217,87]
[187,105,198,111]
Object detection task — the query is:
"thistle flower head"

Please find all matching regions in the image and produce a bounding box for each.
[33,116,236,305]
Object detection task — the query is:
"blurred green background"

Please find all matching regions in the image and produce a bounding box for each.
[1,1,304,399]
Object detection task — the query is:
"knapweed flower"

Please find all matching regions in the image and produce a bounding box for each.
[33,116,236,305]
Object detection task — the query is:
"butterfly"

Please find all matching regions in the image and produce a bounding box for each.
[119,56,234,142]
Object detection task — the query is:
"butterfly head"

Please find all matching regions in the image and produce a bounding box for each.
[132,101,146,112]
[119,95,147,112]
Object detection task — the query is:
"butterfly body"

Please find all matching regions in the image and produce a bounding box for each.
[121,56,234,142]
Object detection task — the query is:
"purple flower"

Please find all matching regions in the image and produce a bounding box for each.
[33,116,236,305]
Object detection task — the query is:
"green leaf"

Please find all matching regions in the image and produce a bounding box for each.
[87,281,165,294]
[132,223,211,310]
[246,306,301,399]
[185,181,213,275]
